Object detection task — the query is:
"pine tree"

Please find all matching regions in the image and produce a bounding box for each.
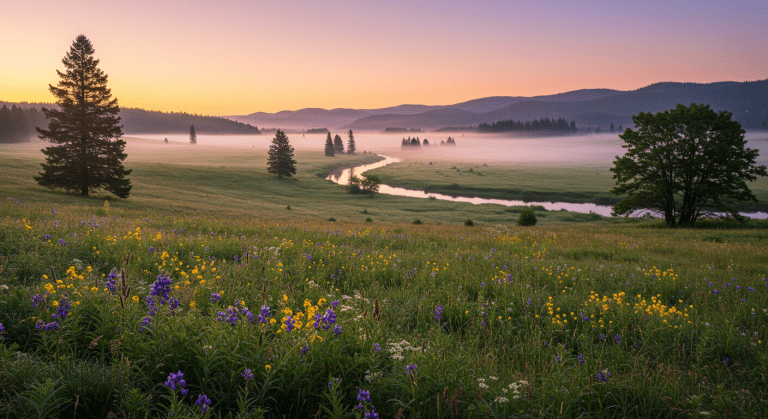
[347,129,356,154]
[190,125,197,144]
[333,134,345,154]
[324,132,335,157]
[267,130,297,179]
[35,35,131,198]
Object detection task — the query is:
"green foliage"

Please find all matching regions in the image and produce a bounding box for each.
[611,104,768,226]
[267,130,297,179]
[346,130,356,154]
[412,219,422,225]
[324,132,335,157]
[464,218,474,226]
[35,35,132,199]
[348,174,381,194]
[517,207,538,226]
[333,134,345,154]
[2,197,768,417]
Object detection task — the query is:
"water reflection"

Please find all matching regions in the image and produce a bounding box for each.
[326,156,768,219]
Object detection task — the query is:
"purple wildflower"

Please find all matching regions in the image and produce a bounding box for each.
[241,368,254,381]
[434,304,444,322]
[334,324,342,337]
[32,294,44,308]
[614,334,621,344]
[211,293,221,303]
[285,316,296,332]
[373,343,381,352]
[406,364,418,376]
[164,371,189,395]
[196,394,212,413]
[596,369,611,382]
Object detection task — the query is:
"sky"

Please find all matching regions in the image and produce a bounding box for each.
[1,0,765,115]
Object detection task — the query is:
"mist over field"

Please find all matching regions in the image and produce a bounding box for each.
[135,131,768,167]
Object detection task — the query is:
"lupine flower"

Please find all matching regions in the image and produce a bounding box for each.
[600,334,606,340]
[149,246,155,253]
[722,357,729,364]
[285,316,296,332]
[241,369,253,381]
[614,334,621,343]
[32,294,44,308]
[105,272,118,294]
[256,305,271,324]
[373,343,381,352]
[54,298,70,321]
[334,324,342,337]
[196,394,212,413]
[0,323,4,332]
[164,371,189,395]
[406,364,418,376]
[301,345,310,356]
[330,300,339,309]
[578,355,585,366]
[211,293,222,303]
[150,275,173,305]
[434,304,443,322]
[596,369,611,382]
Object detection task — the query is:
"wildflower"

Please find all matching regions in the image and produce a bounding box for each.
[578,354,585,366]
[434,304,443,322]
[164,371,189,395]
[211,293,221,303]
[105,272,118,294]
[196,394,212,414]
[373,343,381,352]
[600,334,606,340]
[596,369,611,382]
[0,323,4,332]
[334,324,342,337]
[406,364,418,376]
[494,396,509,403]
[265,365,272,372]
[330,300,340,309]
[241,369,254,381]
[32,294,44,308]
[722,357,729,365]
[301,345,310,356]
[132,296,139,304]
[285,316,296,332]
[256,305,271,324]
[614,334,621,343]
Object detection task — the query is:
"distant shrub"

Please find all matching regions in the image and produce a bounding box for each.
[362,209,368,214]
[464,219,474,227]
[517,208,537,226]
[413,219,422,225]
[365,217,373,222]
[286,205,291,210]
[348,174,381,194]
[328,217,336,222]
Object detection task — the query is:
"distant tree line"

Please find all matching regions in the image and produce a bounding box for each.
[385,127,423,133]
[119,108,260,134]
[400,136,455,148]
[0,104,48,143]
[478,117,577,134]
[434,126,477,132]
[306,128,329,134]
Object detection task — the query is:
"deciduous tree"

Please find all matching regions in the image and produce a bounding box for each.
[611,103,767,226]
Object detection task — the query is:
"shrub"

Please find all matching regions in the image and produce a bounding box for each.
[413,219,422,225]
[464,219,474,227]
[328,217,336,222]
[348,174,381,194]
[517,208,537,226]
[365,217,373,222]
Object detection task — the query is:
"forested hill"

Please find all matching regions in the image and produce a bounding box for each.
[118,108,260,134]
[0,102,260,142]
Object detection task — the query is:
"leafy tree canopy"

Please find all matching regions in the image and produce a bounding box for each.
[611,103,767,226]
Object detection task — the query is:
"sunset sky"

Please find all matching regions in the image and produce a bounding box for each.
[2,0,765,115]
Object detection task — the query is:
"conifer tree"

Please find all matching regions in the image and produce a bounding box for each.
[333,134,345,154]
[324,132,335,156]
[35,35,131,198]
[267,129,297,179]
[347,129,356,154]
[190,125,197,144]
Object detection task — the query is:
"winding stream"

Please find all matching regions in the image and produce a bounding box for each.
[326,156,768,219]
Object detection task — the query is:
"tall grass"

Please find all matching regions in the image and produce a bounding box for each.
[1,195,767,418]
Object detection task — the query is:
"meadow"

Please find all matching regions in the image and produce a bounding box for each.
[1,137,768,418]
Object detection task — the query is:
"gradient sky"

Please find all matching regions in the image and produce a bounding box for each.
[2,0,765,115]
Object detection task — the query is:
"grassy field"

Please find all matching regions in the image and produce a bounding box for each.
[366,154,768,211]
[1,138,768,418]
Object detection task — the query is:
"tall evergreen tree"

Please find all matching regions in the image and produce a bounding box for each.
[347,129,356,154]
[0,105,13,143]
[267,129,297,179]
[324,132,335,157]
[35,35,131,198]
[333,134,345,154]
[190,125,197,144]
